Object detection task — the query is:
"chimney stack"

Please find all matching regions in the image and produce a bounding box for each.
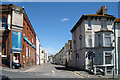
[96,6,107,15]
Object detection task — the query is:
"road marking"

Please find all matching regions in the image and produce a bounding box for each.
[52,70,55,76]
[43,74,50,76]
[70,71,85,78]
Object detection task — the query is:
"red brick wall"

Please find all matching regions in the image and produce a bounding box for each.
[22,18,36,67]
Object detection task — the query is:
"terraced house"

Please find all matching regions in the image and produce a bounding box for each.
[70,6,119,75]
[0,4,37,68]
[114,18,120,74]
[54,40,72,67]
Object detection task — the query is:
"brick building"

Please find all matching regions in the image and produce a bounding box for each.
[0,4,36,68]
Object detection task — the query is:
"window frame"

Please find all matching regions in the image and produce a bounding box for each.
[104,51,113,65]
[88,35,92,47]
[101,19,107,30]
[104,34,111,47]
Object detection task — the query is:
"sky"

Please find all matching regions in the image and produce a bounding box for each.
[2,2,118,55]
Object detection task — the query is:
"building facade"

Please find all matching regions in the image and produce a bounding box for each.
[1,4,36,68]
[70,6,116,75]
[114,18,120,74]
[36,36,41,65]
[54,40,72,67]
[40,50,44,64]
[44,52,48,63]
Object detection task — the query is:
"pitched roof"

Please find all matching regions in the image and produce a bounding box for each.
[70,14,115,32]
[115,18,120,22]
[83,14,115,18]
[70,6,116,33]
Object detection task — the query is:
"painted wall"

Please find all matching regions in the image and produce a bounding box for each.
[36,36,40,65]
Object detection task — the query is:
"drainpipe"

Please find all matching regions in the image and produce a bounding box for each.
[113,22,116,79]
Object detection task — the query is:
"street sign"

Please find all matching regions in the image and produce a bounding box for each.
[10,49,12,53]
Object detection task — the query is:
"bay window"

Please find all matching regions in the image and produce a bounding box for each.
[104,34,111,47]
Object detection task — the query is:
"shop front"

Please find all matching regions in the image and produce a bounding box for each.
[10,31,22,68]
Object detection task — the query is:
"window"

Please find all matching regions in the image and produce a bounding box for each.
[1,17,7,30]
[29,48,30,57]
[88,35,92,47]
[101,19,107,30]
[105,52,112,64]
[98,34,101,46]
[88,19,91,29]
[104,34,111,47]
[26,47,28,58]
[32,38,33,43]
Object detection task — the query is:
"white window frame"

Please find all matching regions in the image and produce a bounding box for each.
[101,19,107,30]
[104,34,111,47]
[26,47,28,58]
[88,35,92,47]
[103,51,113,65]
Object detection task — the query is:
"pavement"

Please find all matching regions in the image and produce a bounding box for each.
[1,64,40,72]
[51,64,119,79]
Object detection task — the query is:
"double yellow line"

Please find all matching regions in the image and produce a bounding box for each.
[70,71,85,78]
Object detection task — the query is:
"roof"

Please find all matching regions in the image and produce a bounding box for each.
[83,14,115,18]
[115,18,120,22]
[70,14,115,33]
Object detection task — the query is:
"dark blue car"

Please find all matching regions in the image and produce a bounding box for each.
[12,62,21,69]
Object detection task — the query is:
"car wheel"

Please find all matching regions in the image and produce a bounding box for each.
[12,65,15,69]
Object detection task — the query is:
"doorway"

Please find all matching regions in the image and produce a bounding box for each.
[13,53,20,63]
[86,51,95,69]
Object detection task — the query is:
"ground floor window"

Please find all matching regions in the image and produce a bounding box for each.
[105,52,112,64]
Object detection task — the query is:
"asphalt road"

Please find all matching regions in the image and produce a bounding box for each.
[1,63,80,79]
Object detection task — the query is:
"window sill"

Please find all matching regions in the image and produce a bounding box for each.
[87,28,92,30]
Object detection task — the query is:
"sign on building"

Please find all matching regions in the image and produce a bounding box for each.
[12,31,22,52]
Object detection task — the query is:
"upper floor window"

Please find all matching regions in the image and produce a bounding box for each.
[26,47,28,58]
[98,34,101,46]
[104,34,111,47]
[1,17,7,30]
[88,19,91,29]
[88,35,92,47]
[101,19,107,30]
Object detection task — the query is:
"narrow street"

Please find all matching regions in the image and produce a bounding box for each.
[1,63,81,78]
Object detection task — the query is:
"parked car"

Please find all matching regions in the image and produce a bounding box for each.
[12,62,21,69]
